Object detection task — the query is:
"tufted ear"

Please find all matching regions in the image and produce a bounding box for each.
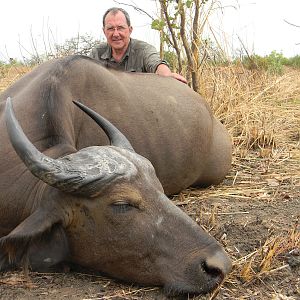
[0,208,69,272]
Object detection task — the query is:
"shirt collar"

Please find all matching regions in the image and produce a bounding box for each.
[100,39,131,63]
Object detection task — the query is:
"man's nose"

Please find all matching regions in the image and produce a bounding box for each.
[112,29,120,36]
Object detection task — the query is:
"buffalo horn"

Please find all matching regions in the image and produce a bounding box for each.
[5,97,80,191]
[4,97,131,194]
[73,100,135,152]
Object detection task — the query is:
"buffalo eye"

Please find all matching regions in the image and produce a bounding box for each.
[110,200,136,214]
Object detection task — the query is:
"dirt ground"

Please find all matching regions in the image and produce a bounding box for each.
[0,148,299,300]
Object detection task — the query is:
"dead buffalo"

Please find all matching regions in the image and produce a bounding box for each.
[0,55,232,295]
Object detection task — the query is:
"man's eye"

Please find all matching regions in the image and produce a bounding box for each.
[117,26,126,31]
[105,26,127,32]
[111,201,133,213]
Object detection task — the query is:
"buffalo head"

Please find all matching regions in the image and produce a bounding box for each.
[0,97,231,295]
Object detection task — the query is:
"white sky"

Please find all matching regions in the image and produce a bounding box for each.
[0,0,299,62]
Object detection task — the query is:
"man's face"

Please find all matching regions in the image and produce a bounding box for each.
[103,11,133,53]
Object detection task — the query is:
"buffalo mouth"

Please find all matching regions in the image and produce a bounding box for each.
[163,277,224,298]
[162,262,226,297]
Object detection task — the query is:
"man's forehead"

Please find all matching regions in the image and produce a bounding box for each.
[104,11,127,25]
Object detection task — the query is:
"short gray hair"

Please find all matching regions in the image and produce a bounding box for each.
[102,7,131,27]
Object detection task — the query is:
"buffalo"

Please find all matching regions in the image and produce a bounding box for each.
[0,55,232,295]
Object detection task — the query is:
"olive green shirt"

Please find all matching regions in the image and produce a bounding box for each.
[89,38,168,73]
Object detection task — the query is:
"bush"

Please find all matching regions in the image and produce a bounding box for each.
[239,51,300,75]
[265,51,286,75]
[240,51,300,75]
[285,55,300,68]
[239,54,268,71]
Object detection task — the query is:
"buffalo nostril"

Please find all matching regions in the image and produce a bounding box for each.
[202,250,232,278]
[202,261,223,278]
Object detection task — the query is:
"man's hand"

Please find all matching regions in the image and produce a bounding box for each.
[170,72,188,84]
[156,64,188,84]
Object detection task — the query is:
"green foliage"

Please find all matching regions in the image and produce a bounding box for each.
[265,51,286,75]
[151,0,198,35]
[151,19,165,31]
[163,51,179,70]
[186,0,193,8]
[284,55,300,68]
[239,54,267,71]
[239,51,300,75]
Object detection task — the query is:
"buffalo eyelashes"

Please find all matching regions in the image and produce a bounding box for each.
[110,200,136,213]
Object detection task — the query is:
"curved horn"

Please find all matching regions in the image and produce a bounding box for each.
[73,100,135,152]
[5,97,132,195]
[5,97,76,190]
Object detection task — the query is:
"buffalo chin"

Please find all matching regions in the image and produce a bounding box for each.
[163,277,223,297]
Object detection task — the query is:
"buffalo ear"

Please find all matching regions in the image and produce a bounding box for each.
[0,208,69,271]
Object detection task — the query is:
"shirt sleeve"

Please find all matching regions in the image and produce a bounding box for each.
[142,43,169,73]
[89,44,108,60]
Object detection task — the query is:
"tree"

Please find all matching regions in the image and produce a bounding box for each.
[23,34,102,65]
[53,34,102,58]
[152,0,215,93]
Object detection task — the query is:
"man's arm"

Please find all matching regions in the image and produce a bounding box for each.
[139,40,187,84]
[155,64,188,84]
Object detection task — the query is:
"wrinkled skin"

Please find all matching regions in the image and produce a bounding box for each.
[0,56,232,295]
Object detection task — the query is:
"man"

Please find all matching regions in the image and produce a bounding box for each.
[90,7,187,83]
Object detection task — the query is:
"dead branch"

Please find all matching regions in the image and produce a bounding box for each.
[159,0,183,72]
[284,19,300,28]
[191,0,201,92]
[113,1,154,20]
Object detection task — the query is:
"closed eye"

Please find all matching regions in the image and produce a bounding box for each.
[110,201,136,214]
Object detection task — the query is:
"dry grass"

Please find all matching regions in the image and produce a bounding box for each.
[189,64,299,299]
[231,225,299,282]
[0,65,31,92]
[200,64,300,154]
[167,63,300,299]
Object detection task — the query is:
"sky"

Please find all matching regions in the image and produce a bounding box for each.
[0,0,299,62]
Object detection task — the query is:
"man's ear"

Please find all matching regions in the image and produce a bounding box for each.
[0,208,69,271]
[129,25,133,35]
